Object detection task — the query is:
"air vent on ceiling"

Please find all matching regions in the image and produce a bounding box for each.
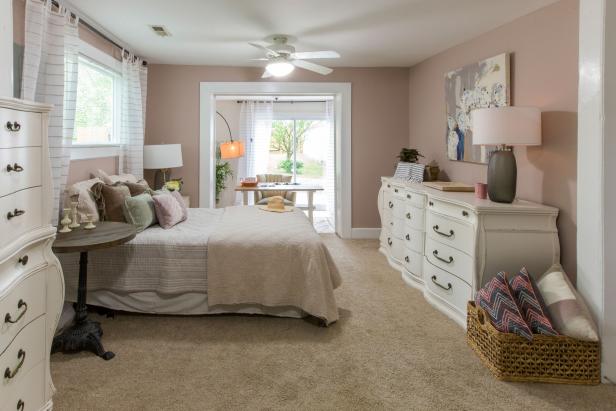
[149,25,171,37]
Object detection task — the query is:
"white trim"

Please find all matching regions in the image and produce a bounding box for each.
[70,144,120,160]
[200,82,352,239]
[577,0,615,383]
[351,228,381,239]
[77,38,122,74]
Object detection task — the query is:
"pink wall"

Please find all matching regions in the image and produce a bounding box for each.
[145,66,410,228]
[408,0,579,275]
[67,157,118,185]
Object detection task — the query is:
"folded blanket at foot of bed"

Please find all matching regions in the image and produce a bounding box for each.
[206,206,342,325]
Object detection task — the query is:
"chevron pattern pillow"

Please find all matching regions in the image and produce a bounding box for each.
[508,268,558,336]
[475,272,533,341]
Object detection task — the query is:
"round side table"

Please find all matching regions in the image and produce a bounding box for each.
[51,222,136,360]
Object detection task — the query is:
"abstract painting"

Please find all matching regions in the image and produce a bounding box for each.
[445,53,510,163]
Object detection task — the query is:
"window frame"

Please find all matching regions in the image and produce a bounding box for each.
[70,39,122,160]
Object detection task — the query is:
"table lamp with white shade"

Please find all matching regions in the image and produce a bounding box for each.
[143,144,183,189]
[472,107,541,203]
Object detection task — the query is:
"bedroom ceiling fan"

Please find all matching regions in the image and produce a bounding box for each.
[249,34,340,78]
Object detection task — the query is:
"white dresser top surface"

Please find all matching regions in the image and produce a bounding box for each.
[382,177,558,215]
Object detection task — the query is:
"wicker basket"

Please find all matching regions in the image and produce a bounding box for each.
[466,301,600,385]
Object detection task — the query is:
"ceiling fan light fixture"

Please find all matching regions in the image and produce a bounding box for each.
[266,61,295,77]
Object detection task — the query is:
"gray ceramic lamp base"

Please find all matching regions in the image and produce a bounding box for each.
[487,149,517,203]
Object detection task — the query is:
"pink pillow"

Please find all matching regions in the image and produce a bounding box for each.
[152,193,186,229]
[170,191,188,220]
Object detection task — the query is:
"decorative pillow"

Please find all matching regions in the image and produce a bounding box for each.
[475,272,533,341]
[91,182,131,222]
[123,180,151,196]
[169,190,188,220]
[63,178,103,223]
[537,264,599,341]
[93,169,138,185]
[124,193,157,232]
[508,268,558,336]
[152,192,186,229]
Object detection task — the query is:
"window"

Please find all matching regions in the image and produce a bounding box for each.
[73,56,118,145]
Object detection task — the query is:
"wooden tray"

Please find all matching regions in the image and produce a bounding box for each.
[422,181,474,192]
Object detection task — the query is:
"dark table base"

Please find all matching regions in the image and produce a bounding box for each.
[52,318,115,360]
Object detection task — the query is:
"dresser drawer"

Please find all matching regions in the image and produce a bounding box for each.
[403,190,426,208]
[0,270,46,355]
[391,184,406,200]
[425,238,474,285]
[0,316,46,401]
[424,260,473,318]
[0,109,42,149]
[402,248,422,277]
[0,361,45,411]
[392,217,404,240]
[404,204,425,231]
[425,210,475,256]
[0,187,43,249]
[0,147,42,198]
[426,197,476,225]
[391,198,405,219]
[383,234,404,262]
[403,227,424,254]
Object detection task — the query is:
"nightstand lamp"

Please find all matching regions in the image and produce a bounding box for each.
[472,107,541,203]
[144,144,183,189]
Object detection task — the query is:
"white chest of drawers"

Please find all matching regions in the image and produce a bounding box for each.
[378,177,560,327]
[0,98,64,411]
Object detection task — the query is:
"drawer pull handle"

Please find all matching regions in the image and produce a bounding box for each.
[432,225,454,238]
[405,234,410,241]
[462,210,469,217]
[429,201,434,206]
[431,275,452,291]
[4,299,28,324]
[387,184,391,188]
[406,194,411,199]
[5,121,21,132]
[6,163,24,172]
[387,237,392,246]
[394,188,399,193]
[404,256,410,263]
[17,399,25,411]
[4,349,26,379]
[433,250,454,264]
[7,209,25,220]
[18,255,28,266]
[388,201,394,209]
[406,212,411,219]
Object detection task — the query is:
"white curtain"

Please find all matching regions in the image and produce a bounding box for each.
[238,101,273,203]
[119,54,147,178]
[21,0,79,225]
[324,101,336,228]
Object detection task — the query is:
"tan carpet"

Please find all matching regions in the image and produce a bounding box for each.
[51,236,616,410]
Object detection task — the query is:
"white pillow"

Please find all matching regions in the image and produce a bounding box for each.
[92,169,138,185]
[64,178,103,223]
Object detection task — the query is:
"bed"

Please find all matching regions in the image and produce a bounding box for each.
[58,206,342,325]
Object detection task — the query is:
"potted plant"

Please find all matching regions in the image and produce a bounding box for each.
[397,148,423,163]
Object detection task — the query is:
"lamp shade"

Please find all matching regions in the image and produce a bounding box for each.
[220,140,245,159]
[143,144,183,169]
[472,107,542,146]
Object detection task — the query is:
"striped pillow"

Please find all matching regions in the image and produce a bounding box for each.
[508,268,558,336]
[475,272,533,341]
[537,264,599,341]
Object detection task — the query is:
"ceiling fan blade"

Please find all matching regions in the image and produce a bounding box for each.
[261,70,272,79]
[292,51,340,60]
[292,59,333,75]
[248,42,279,57]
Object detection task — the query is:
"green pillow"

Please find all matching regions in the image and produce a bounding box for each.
[123,193,158,232]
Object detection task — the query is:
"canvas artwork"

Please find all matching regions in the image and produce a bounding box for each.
[445,53,510,163]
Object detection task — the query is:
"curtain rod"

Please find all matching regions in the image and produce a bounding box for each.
[51,0,148,66]
[235,100,328,104]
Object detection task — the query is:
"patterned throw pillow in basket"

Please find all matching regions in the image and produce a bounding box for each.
[475,272,533,341]
[508,267,558,336]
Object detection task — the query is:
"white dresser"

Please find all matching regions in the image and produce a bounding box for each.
[0,98,64,411]
[378,177,560,327]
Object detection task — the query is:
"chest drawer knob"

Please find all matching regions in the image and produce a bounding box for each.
[429,201,434,206]
[7,209,25,220]
[18,255,28,266]
[17,399,25,411]
[387,184,391,188]
[431,275,452,291]
[394,188,399,193]
[406,194,411,199]
[462,210,469,217]
[432,225,454,238]
[5,121,21,132]
[406,212,411,219]
[404,256,410,263]
[4,349,26,379]
[6,163,24,172]
[405,234,410,241]
[387,237,392,246]
[4,299,28,324]
[388,201,394,209]
[433,249,454,264]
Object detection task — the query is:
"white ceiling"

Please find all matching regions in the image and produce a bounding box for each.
[67,0,558,67]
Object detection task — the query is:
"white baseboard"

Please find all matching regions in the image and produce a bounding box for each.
[351,228,381,239]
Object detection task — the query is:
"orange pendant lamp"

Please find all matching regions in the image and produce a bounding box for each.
[217,111,244,159]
